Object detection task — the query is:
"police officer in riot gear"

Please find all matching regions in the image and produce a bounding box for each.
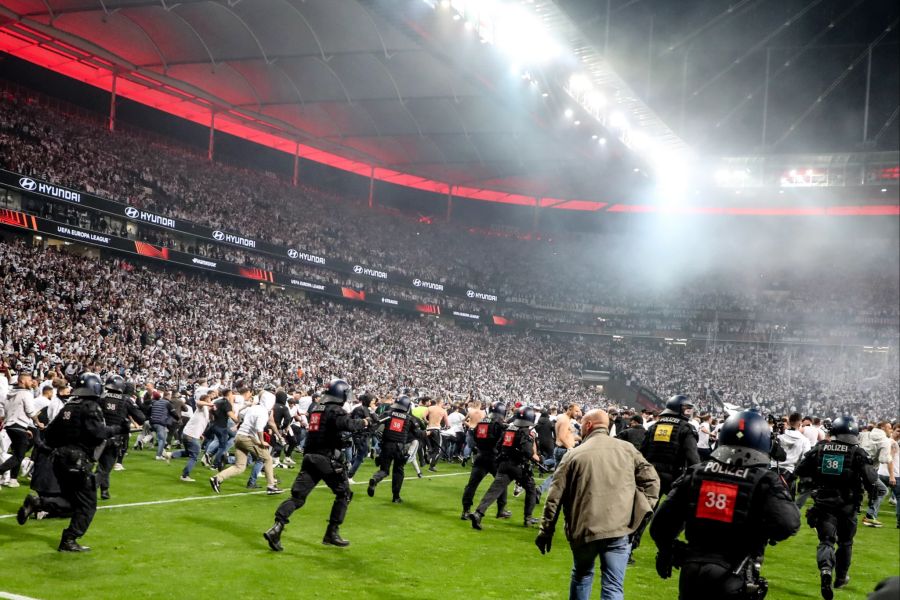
[367,394,423,503]
[641,395,701,495]
[795,415,878,600]
[461,401,511,521]
[43,372,126,552]
[469,405,541,530]
[264,379,368,551]
[95,375,145,500]
[650,410,800,600]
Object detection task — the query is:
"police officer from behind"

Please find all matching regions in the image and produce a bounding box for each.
[95,375,146,500]
[795,415,878,600]
[650,410,800,600]
[469,405,541,530]
[264,379,368,552]
[461,401,511,521]
[641,395,701,495]
[367,394,422,503]
[43,372,126,552]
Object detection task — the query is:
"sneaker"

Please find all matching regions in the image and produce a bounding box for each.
[367,478,376,497]
[834,575,850,589]
[513,484,523,497]
[890,497,897,506]
[180,475,195,482]
[4,479,20,488]
[200,453,211,467]
[862,516,884,528]
[496,510,512,519]
[100,489,110,500]
[163,451,172,464]
[283,457,295,466]
[392,497,403,504]
[113,463,125,471]
[468,511,483,530]
[266,486,285,495]
[821,569,833,600]
[348,478,358,485]
[417,472,423,479]
[524,516,540,527]
[428,466,437,472]
[209,477,221,494]
[154,455,166,461]
[247,482,260,490]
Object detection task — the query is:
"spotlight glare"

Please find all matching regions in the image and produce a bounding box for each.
[564,108,574,119]
[598,137,607,145]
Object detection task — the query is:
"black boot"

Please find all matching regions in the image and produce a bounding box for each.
[524,516,540,527]
[820,569,833,600]
[100,489,110,500]
[263,521,284,552]
[367,478,376,497]
[322,524,350,547]
[17,494,39,525]
[58,537,90,552]
[461,509,471,520]
[468,511,484,530]
[497,509,512,519]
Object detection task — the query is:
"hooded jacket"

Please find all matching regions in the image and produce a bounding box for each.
[777,428,812,472]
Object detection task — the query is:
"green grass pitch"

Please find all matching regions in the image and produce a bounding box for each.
[0,451,897,599]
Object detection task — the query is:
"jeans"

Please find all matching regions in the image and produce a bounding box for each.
[349,435,370,478]
[866,477,889,519]
[172,435,201,477]
[877,475,899,525]
[153,424,168,457]
[539,447,568,495]
[210,424,233,468]
[569,536,631,600]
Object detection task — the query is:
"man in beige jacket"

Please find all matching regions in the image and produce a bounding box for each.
[535,409,660,600]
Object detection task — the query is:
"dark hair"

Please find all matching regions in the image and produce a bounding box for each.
[789,412,802,425]
[630,415,643,425]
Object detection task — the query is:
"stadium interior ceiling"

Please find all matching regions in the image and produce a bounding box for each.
[0,0,896,227]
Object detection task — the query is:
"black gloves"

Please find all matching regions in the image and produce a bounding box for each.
[535,530,553,555]
[656,551,673,579]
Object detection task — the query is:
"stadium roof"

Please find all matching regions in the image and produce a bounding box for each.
[0,0,657,209]
[0,0,896,214]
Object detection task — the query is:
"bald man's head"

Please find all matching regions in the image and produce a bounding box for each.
[581,409,609,437]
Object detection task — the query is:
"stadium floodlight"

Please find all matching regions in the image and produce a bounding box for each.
[569,73,592,93]
[629,131,651,151]
[609,111,628,130]
[494,4,562,65]
[585,91,606,110]
[564,108,574,119]
[598,137,607,145]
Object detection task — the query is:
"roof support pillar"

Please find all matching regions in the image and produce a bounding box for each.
[208,110,216,162]
[368,166,375,209]
[446,186,453,222]
[292,142,300,187]
[533,198,541,233]
[108,70,117,132]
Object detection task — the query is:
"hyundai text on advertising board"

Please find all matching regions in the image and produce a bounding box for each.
[125,206,176,229]
[19,176,82,203]
[212,230,257,248]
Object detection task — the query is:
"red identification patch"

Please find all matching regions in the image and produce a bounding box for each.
[476,423,489,439]
[309,413,321,432]
[389,417,405,433]
[502,431,516,447]
[695,480,738,523]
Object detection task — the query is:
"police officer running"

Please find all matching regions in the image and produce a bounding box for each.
[43,372,127,552]
[469,405,542,530]
[650,410,800,600]
[95,375,145,500]
[795,415,878,600]
[641,395,702,494]
[367,395,422,503]
[264,379,368,551]
[460,401,511,521]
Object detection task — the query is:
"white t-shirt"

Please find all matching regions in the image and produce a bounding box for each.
[182,405,210,439]
[877,439,899,479]
[802,425,821,445]
[297,396,313,415]
[47,397,66,423]
[237,404,269,437]
[698,422,711,450]
[444,411,465,436]
[0,373,8,406]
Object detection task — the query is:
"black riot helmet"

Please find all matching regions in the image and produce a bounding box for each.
[391,395,412,413]
[323,378,353,405]
[105,374,126,394]
[663,394,694,417]
[123,381,136,396]
[829,416,859,445]
[512,406,537,428]
[490,401,507,417]
[710,410,772,467]
[72,372,105,399]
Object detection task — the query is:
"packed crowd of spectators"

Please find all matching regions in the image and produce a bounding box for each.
[1,89,898,328]
[1,238,897,421]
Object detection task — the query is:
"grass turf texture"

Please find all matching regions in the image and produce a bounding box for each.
[0,451,897,600]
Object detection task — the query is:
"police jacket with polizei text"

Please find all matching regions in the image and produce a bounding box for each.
[640,414,701,474]
[43,397,118,456]
[101,392,146,429]
[304,402,367,454]
[795,439,878,508]
[650,458,800,564]
[379,409,423,445]
[497,425,535,464]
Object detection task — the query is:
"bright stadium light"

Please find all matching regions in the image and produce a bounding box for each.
[609,111,628,130]
[494,5,562,65]
[569,73,592,93]
[585,90,606,110]
[564,108,574,119]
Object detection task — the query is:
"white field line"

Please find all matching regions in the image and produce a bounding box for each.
[0,471,468,519]
[0,592,45,600]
